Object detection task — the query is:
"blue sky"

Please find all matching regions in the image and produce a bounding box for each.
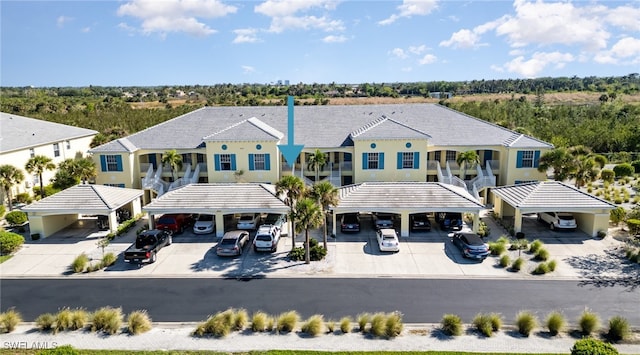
[1,0,639,87]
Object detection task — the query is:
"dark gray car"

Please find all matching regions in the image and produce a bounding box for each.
[451,232,489,260]
[216,230,249,257]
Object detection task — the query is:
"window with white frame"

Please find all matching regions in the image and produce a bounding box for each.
[219,154,232,170]
[29,148,35,158]
[402,152,414,169]
[66,141,71,149]
[445,150,456,162]
[521,150,534,168]
[253,154,265,170]
[106,155,119,171]
[53,143,60,157]
[181,153,192,165]
[368,152,380,169]
[196,154,205,164]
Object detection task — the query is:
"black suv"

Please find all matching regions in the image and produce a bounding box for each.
[435,212,463,231]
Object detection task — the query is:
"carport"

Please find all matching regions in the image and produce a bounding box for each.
[21,184,143,239]
[330,182,485,237]
[490,181,616,237]
[142,183,289,237]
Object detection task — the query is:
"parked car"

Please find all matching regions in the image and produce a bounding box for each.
[376,228,400,252]
[537,212,577,230]
[216,230,249,256]
[193,214,215,234]
[340,213,361,232]
[451,232,489,260]
[435,212,463,231]
[156,213,194,234]
[253,225,281,252]
[372,213,395,230]
[261,213,288,234]
[237,213,260,230]
[410,213,432,232]
[124,229,172,264]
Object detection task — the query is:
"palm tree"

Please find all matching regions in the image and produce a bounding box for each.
[275,175,306,251]
[161,149,183,182]
[537,147,574,181]
[25,155,55,199]
[306,149,326,182]
[456,150,479,180]
[294,197,323,264]
[0,165,25,211]
[75,157,97,184]
[310,181,339,250]
[572,156,600,188]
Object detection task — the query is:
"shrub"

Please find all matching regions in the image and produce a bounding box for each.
[533,262,550,275]
[0,204,5,218]
[0,308,22,333]
[369,312,386,337]
[38,345,81,355]
[101,252,117,268]
[357,313,370,332]
[534,247,550,261]
[515,311,537,336]
[600,169,615,183]
[339,316,352,333]
[127,310,152,335]
[195,314,229,337]
[613,163,634,178]
[310,245,327,261]
[301,314,324,336]
[473,313,494,337]
[529,239,544,253]
[326,319,335,333]
[578,309,600,336]
[488,241,506,256]
[91,306,123,335]
[571,338,619,355]
[546,311,566,336]
[266,315,275,331]
[54,308,74,333]
[607,315,630,342]
[251,311,268,332]
[0,231,25,254]
[4,210,27,225]
[71,253,89,273]
[499,254,511,267]
[441,314,463,336]
[288,247,305,261]
[511,257,525,271]
[477,221,490,237]
[385,312,403,338]
[70,308,89,330]
[631,160,640,175]
[234,308,248,331]
[276,310,299,333]
[35,313,56,331]
[511,238,528,251]
[547,260,557,271]
[489,313,502,332]
[86,262,101,273]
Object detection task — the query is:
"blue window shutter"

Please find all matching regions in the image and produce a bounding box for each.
[397,152,403,169]
[413,152,420,169]
[248,154,255,171]
[100,155,107,171]
[362,153,368,170]
[533,150,541,168]
[379,153,385,169]
[231,154,237,170]
[115,156,123,171]
[265,153,270,171]
[516,151,523,168]
[214,154,221,171]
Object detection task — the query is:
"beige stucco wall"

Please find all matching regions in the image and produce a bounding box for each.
[93,152,135,188]
[353,139,428,184]
[575,212,610,237]
[27,213,79,239]
[503,148,550,185]
[205,141,280,183]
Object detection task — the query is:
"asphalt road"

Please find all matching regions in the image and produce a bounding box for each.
[2,278,638,324]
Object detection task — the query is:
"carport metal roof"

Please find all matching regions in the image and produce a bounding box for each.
[21,184,143,215]
[331,182,484,214]
[491,181,616,213]
[142,183,289,215]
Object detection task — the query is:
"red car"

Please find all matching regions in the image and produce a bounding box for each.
[155,214,194,234]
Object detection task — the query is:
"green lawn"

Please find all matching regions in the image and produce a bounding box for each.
[0,254,13,264]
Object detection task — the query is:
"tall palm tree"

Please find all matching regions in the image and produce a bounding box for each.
[456,150,479,180]
[537,147,574,181]
[25,155,55,199]
[306,149,326,182]
[294,197,323,264]
[162,149,183,182]
[275,175,306,251]
[311,181,339,250]
[572,156,600,188]
[0,165,25,211]
[75,157,97,184]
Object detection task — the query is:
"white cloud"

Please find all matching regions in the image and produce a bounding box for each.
[408,45,427,55]
[594,37,640,64]
[255,0,339,17]
[117,0,237,37]
[81,27,91,33]
[439,29,479,49]
[255,0,344,33]
[401,66,413,72]
[267,15,344,33]
[503,51,575,78]
[322,35,347,43]
[233,28,260,43]
[605,5,640,31]
[57,16,73,28]
[390,48,408,59]
[242,65,256,74]
[418,54,437,65]
[379,0,438,25]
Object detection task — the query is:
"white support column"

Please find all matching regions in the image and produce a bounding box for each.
[215,213,225,238]
[108,211,118,233]
[131,198,142,216]
[148,214,155,230]
[514,209,523,234]
[331,212,337,236]
[400,211,410,237]
[472,213,480,233]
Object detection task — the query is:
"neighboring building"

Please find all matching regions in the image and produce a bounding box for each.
[90,103,553,205]
[0,112,98,201]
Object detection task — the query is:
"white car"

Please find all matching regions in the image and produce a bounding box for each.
[537,212,577,230]
[376,228,400,252]
[237,213,260,230]
[253,225,281,252]
[193,214,215,234]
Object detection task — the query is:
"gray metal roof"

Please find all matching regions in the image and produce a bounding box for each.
[22,184,143,215]
[142,183,289,215]
[332,182,484,214]
[350,117,431,140]
[491,181,616,212]
[203,117,284,142]
[90,104,552,153]
[1,112,98,154]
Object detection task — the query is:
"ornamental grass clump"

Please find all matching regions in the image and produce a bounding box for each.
[607,316,630,342]
[101,252,117,268]
[301,314,324,336]
[357,313,370,333]
[499,254,511,267]
[71,253,89,273]
[441,314,463,336]
[91,306,123,335]
[511,257,525,272]
[515,311,538,337]
[529,239,544,254]
[0,308,22,333]
[234,308,248,331]
[326,319,335,333]
[339,316,352,334]
[35,313,55,331]
[127,310,152,335]
[578,309,601,336]
[534,247,550,261]
[276,310,299,333]
[194,311,232,338]
[473,313,494,337]
[385,312,403,338]
[546,311,566,336]
[533,262,551,275]
[54,308,74,333]
[369,312,386,337]
[489,241,507,256]
[251,311,268,332]
[489,313,502,333]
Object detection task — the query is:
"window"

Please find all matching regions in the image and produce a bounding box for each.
[104,183,125,188]
[434,151,441,162]
[397,152,419,169]
[66,141,71,149]
[196,153,205,164]
[214,154,236,171]
[100,155,123,172]
[445,150,457,162]
[362,152,384,170]
[249,153,270,171]
[181,153,192,165]
[516,150,540,168]
[53,143,60,157]
[29,148,35,158]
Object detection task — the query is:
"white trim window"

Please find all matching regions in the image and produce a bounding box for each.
[53,143,60,157]
[521,150,534,168]
[402,152,414,169]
